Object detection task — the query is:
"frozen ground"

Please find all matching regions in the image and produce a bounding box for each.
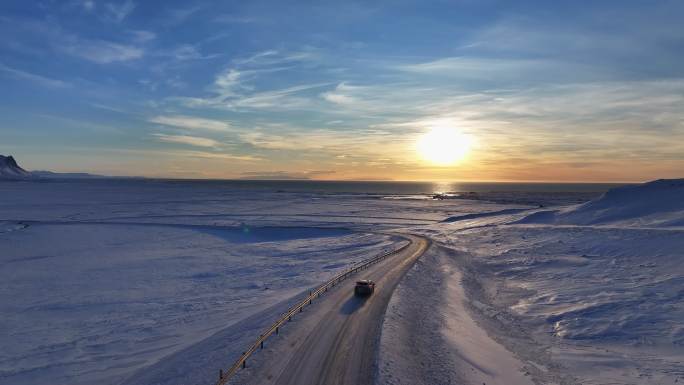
[3,178,681,385]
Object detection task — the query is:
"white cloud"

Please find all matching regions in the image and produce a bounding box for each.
[239,128,410,159]
[239,170,335,180]
[397,56,558,79]
[62,39,143,63]
[214,68,242,98]
[149,115,232,132]
[173,150,261,162]
[163,5,202,26]
[233,49,316,67]
[231,83,330,109]
[169,44,220,61]
[170,49,326,111]
[2,17,145,64]
[153,133,219,148]
[0,63,70,88]
[130,30,156,43]
[175,66,329,110]
[104,0,136,22]
[81,1,95,11]
[321,83,361,105]
[213,14,257,24]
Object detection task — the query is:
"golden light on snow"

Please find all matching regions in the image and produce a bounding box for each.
[416,125,473,166]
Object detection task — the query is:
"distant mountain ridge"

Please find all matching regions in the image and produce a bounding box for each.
[0,154,107,180]
[0,155,31,178]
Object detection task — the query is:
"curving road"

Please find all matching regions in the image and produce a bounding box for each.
[232,234,430,385]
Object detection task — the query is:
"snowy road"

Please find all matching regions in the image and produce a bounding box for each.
[230,234,430,385]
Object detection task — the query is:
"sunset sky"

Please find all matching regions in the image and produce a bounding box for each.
[1,0,683,181]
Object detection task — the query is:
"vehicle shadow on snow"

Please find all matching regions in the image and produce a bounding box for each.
[339,295,369,314]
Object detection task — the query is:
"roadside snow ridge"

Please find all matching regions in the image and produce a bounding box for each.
[518,178,684,227]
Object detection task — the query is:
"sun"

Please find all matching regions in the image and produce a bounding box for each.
[416,125,473,166]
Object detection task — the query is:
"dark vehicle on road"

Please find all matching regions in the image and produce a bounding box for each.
[354,279,375,296]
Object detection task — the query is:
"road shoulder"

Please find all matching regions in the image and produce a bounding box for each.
[376,244,534,385]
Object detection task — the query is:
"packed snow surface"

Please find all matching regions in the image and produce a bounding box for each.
[378,246,535,385]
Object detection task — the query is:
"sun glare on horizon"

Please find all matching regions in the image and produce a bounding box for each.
[416,125,473,166]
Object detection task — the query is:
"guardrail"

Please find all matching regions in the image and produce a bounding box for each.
[213,239,412,384]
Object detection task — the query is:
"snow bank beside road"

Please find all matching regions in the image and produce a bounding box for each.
[450,225,684,384]
[377,246,538,385]
[403,179,684,384]
[518,179,684,227]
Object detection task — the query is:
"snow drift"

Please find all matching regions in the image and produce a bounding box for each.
[518,178,684,227]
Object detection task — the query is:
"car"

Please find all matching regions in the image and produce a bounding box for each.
[354,279,375,296]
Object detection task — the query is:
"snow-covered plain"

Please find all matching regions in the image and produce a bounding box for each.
[2,178,682,385]
[0,179,522,385]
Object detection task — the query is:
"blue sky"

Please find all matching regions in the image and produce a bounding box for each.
[1,0,683,181]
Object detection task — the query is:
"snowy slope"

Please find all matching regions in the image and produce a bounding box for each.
[0,155,30,179]
[518,179,684,227]
[404,178,684,384]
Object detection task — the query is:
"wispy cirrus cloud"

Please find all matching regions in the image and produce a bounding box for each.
[2,17,146,64]
[104,0,136,23]
[172,49,327,111]
[149,115,232,132]
[0,63,70,88]
[161,5,203,26]
[169,44,221,61]
[61,39,143,63]
[239,127,414,164]
[152,133,219,148]
[212,14,257,24]
[173,150,261,162]
[320,82,360,106]
[130,30,156,43]
[80,1,95,12]
[239,170,335,180]
[395,56,614,85]
[233,49,318,67]
[176,69,330,110]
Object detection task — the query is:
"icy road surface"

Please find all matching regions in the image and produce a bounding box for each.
[228,234,429,385]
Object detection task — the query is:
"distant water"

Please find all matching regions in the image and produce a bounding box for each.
[40,178,627,195]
